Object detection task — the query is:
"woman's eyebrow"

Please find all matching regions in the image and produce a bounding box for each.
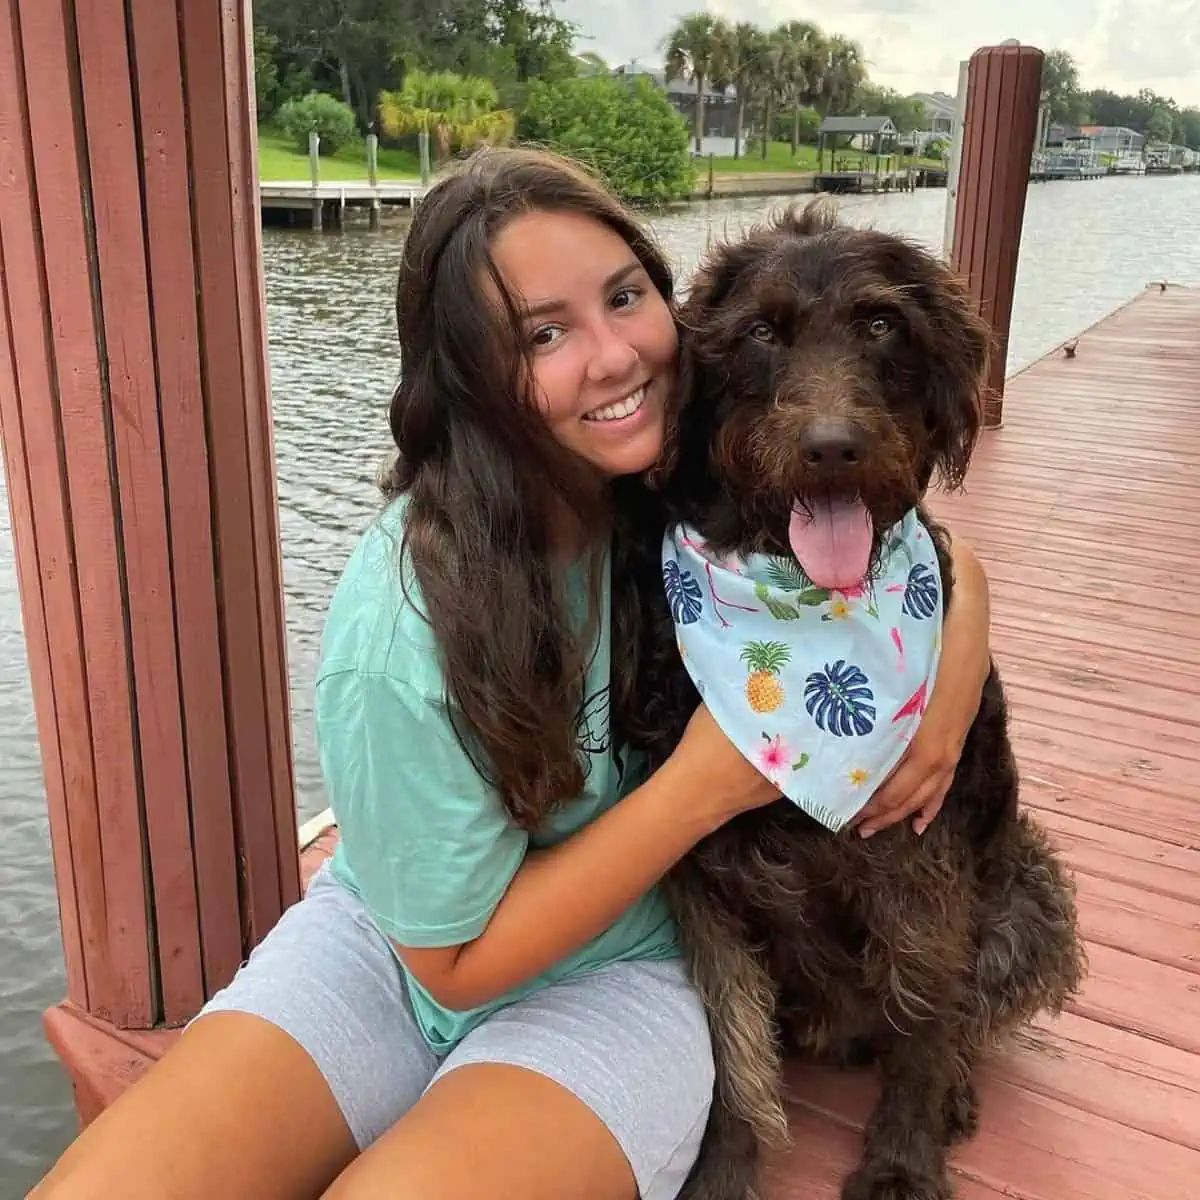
[521,261,642,320]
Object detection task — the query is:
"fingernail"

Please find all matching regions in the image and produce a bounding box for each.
[859,825,876,839]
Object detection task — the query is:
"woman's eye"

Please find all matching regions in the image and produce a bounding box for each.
[531,325,564,348]
[611,286,642,310]
[867,315,893,338]
[748,321,776,344]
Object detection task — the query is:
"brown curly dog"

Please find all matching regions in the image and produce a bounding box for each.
[621,200,1086,1200]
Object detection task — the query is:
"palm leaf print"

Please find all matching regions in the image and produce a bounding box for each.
[804,660,876,737]
[764,557,811,591]
[902,562,940,620]
[663,558,703,624]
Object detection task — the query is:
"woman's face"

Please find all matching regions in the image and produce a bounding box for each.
[490,209,678,479]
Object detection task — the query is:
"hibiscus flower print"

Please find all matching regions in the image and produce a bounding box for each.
[756,732,791,782]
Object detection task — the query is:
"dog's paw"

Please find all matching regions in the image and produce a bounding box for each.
[942,1080,979,1145]
[841,1161,953,1200]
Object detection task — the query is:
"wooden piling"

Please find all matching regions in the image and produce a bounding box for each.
[367,131,381,229]
[309,128,322,230]
[949,43,1044,426]
[0,0,299,1104]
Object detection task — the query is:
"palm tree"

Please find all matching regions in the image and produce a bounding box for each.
[744,31,788,160]
[819,35,868,116]
[727,22,769,159]
[378,70,515,166]
[663,13,731,154]
[775,20,827,155]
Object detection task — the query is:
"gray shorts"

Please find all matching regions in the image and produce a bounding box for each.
[197,862,714,1199]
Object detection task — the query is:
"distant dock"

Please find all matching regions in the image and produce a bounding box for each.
[259,179,428,229]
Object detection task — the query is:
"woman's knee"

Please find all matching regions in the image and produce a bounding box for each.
[30,1012,358,1200]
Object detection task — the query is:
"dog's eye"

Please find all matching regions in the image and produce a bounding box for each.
[866,315,893,339]
[748,321,776,344]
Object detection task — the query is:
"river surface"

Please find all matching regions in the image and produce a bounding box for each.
[2,173,1199,1190]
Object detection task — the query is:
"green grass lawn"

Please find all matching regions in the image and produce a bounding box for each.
[257,128,420,181]
[255,128,941,184]
[708,140,944,174]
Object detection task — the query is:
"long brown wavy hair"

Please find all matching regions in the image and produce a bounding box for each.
[382,146,676,829]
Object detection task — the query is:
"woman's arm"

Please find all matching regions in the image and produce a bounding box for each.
[397,704,775,1012]
[321,659,775,1016]
[852,532,992,838]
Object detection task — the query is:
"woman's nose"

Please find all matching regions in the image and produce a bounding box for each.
[586,320,640,381]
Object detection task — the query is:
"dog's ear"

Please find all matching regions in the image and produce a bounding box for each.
[921,267,993,490]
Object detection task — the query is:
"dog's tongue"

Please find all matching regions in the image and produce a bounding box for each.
[789,499,873,590]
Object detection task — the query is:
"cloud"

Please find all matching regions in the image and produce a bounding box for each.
[556,0,1200,107]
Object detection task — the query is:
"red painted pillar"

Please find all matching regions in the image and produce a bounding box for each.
[0,0,299,1111]
[950,43,1044,427]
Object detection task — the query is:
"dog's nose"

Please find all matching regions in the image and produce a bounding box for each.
[800,419,865,466]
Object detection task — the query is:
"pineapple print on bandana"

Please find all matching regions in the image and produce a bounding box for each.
[663,510,944,834]
[740,641,790,713]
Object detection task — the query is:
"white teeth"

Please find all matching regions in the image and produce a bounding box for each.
[584,386,646,423]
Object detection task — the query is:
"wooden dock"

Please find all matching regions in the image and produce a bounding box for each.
[36,284,1200,1194]
[259,179,427,228]
[283,285,1200,1198]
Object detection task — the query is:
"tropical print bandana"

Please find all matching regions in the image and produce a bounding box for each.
[662,509,943,832]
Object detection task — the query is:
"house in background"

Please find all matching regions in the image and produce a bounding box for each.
[612,61,741,156]
[910,90,957,137]
[1080,125,1144,156]
[903,90,958,155]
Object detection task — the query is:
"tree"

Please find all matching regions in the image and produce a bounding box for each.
[254,0,424,127]
[1040,50,1087,125]
[818,34,866,115]
[1178,109,1200,150]
[663,12,730,154]
[378,70,516,162]
[253,27,282,118]
[726,22,769,159]
[745,32,789,160]
[774,21,827,153]
[520,75,695,203]
[851,83,924,135]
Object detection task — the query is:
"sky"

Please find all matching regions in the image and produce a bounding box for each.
[556,0,1200,109]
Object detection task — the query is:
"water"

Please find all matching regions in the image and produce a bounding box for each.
[2,174,1198,1189]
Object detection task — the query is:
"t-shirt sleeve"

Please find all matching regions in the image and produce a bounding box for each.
[315,666,529,948]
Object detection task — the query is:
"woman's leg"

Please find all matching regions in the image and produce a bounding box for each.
[323,957,715,1200]
[30,865,439,1200]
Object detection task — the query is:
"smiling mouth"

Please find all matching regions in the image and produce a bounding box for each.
[582,384,648,423]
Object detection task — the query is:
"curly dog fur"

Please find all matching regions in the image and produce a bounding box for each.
[624,200,1087,1200]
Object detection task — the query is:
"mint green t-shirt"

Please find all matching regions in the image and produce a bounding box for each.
[316,499,680,1054]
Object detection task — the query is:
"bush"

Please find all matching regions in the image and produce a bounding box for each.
[519,76,695,204]
[276,92,358,156]
[771,106,821,146]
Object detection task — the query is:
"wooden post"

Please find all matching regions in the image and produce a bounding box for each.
[309,128,323,230]
[0,0,299,1116]
[418,128,432,185]
[949,42,1044,427]
[367,131,381,230]
[942,59,971,264]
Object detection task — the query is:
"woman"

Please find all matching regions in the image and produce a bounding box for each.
[32,147,992,1200]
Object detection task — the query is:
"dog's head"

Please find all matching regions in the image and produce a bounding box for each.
[657,199,992,590]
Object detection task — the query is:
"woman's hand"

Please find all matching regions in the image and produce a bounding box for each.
[667,702,781,828]
[852,534,992,839]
